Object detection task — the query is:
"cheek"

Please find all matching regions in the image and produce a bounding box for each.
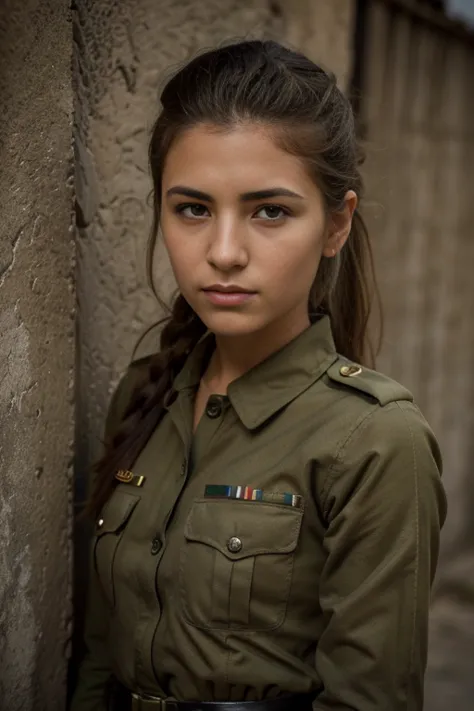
[161,225,197,278]
[261,235,323,293]
[165,247,196,291]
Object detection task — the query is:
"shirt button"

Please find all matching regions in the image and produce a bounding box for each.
[206,396,223,419]
[151,537,162,555]
[227,536,243,553]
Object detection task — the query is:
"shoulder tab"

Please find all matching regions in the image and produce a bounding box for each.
[326,357,413,407]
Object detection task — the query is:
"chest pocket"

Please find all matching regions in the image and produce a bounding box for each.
[93,489,140,608]
[180,498,303,631]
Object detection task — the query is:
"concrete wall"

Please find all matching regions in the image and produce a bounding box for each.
[360,1,474,708]
[0,1,74,710]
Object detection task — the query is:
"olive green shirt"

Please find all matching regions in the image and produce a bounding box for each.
[71,316,447,710]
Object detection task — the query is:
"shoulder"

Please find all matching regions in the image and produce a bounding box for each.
[323,356,414,408]
[321,356,437,462]
[319,360,444,514]
[312,355,444,494]
[323,395,445,531]
[104,354,154,440]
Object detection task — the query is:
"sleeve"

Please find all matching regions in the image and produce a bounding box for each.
[70,366,139,710]
[314,400,447,711]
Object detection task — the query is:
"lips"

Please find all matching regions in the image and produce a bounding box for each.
[202,285,257,306]
[202,284,255,294]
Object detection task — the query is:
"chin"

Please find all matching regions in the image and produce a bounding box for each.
[199,311,268,338]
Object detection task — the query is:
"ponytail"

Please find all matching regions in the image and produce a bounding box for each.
[310,210,382,368]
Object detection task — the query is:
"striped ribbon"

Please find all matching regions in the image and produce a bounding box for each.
[204,484,302,508]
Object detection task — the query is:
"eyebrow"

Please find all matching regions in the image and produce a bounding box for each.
[165,186,305,202]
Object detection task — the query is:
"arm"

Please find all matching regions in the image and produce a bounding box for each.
[314,401,447,711]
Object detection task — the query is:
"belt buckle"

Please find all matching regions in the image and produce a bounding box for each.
[131,692,167,710]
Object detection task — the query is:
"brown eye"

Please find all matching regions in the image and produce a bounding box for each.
[254,205,289,220]
[176,203,209,218]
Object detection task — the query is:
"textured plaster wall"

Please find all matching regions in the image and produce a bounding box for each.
[0,1,74,710]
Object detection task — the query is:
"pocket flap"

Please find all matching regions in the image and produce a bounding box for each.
[96,490,140,535]
[184,499,303,560]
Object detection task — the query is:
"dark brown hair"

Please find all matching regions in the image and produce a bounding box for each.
[87,39,381,518]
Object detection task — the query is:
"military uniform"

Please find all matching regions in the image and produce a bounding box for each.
[71,316,447,711]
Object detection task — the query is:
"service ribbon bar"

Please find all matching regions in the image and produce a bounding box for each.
[204,484,302,508]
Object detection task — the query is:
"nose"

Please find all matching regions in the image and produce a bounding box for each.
[207,216,248,272]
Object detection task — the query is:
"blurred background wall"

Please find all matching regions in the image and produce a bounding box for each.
[0,0,473,709]
[356,3,474,707]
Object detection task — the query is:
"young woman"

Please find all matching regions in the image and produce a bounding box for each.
[71,40,447,711]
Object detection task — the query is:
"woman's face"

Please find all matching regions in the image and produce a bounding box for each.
[160,123,354,340]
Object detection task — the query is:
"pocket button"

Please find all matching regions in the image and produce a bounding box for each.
[151,537,162,555]
[227,536,242,553]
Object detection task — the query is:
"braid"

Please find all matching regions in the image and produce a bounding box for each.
[85,295,206,519]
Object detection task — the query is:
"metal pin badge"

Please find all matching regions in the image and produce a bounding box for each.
[115,469,145,487]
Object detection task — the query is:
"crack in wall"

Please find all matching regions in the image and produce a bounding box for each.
[0,224,25,286]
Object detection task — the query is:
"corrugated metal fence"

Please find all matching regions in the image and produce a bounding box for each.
[355,0,474,706]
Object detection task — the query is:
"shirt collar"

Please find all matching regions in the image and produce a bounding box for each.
[172,316,338,430]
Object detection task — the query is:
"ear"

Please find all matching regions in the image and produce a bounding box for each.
[322,190,358,258]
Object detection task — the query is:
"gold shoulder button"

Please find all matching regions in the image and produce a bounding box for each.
[339,364,362,377]
[326,358,413,407]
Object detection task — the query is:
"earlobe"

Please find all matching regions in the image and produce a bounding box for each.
[323,190,358,258]
[323,242,343,259]
[322,226,350,258]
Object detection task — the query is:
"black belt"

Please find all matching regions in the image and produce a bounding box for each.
[131,695,314,711]
[110,683,315,711]
[132,694,314,711]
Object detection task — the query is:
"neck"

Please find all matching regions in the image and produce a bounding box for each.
[203,312,311,394]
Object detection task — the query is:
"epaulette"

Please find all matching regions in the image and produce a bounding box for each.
[326,357,413,407]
